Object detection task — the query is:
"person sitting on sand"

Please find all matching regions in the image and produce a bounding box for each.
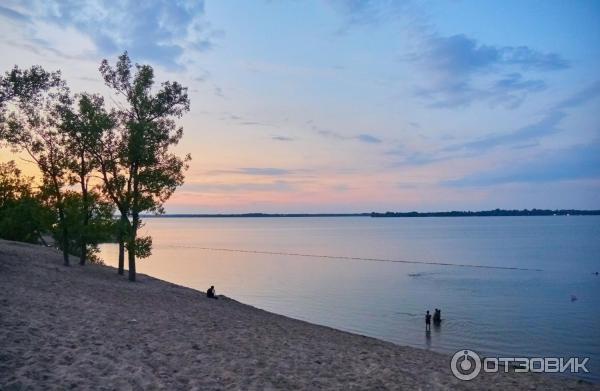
[425,310,431,331]
[206,285,217,299]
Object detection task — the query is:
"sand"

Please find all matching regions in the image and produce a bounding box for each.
[0,239,596,390]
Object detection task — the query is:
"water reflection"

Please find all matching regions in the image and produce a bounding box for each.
[99,216,600,380]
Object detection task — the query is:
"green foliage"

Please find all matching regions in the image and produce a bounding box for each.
[58,93,117,187]
[126,235,152,259]
[0,65,64,105]
[99,52,191,216]
[0,160,32,207]
[0,161,54,243]
[0,195,54,244]
[52,191,116,264]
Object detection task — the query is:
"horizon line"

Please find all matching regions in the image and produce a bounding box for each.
[143,209,600,218]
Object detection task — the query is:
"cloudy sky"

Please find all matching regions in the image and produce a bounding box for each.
[1,0,599,213]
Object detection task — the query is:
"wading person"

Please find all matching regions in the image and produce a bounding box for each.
[425,310,431,331]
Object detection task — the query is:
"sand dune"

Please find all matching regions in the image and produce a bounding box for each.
[0,239,595,390]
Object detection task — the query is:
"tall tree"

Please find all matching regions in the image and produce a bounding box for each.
[0,66,72,265]
[67,92,131,274]
[58,93,116,265]
[99,52,190,281]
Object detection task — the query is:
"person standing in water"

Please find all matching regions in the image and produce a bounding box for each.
[425,310,431,331]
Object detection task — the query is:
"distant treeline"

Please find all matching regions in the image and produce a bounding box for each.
[370,209,600,217]
[143,209,600,218]
[144,213,371,218]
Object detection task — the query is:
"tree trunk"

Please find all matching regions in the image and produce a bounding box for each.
[51,175,69,266]
[128,160,139,282]
[128,212,138,282]
[79,168,88,266]
[127,237,136,281]
[80,242,87,265]
[117,213,127,275]
[58,205,69,266]
[118,240,125,275]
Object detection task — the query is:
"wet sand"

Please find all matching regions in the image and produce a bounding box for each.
[0,239,596,390]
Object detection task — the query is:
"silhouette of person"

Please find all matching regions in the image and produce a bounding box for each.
[425,310,431,331]
[433,308,441,325]
[207,285,217,299]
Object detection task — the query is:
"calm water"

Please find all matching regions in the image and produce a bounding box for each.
[99,216,600,380]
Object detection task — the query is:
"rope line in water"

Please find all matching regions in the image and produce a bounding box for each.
[162,245,543,272]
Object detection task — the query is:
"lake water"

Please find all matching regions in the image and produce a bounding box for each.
[99,216,600,381]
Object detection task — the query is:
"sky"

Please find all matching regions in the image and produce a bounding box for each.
[0,0,599,213]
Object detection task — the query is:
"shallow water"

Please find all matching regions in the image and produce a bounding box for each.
[99,216,600,380]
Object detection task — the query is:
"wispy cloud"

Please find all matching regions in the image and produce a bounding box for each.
[390,151,455,167]
[328,2,569,109]
[0,5,30,22]
[318,129,382,144]
[441,81,600,154]
[314,126,382,144]
[213,86,225,98]
[183,180,295,192]
[272,135,294,141]
[414,34,568,74]
[389,112,563,168]
[238,167,293,176]
[2,0,222,69]
[553,80,600,111]
[391,80,600,168]
[411,34,567,108]
[444,141,600,187]
[443,112,564,153]
[356,134,382,143]
[221,112,273,127]
[203,167,307,177]
[317,129,345,140]
[326,0,415,29]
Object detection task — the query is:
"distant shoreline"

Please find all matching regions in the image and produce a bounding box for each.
[143,209,600,218]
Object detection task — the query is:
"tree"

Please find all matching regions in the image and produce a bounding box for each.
[0,66,72,265]
[68,92,131,274]
[57,93,117,265]
[0,161,53,244]
[99,52,190,281]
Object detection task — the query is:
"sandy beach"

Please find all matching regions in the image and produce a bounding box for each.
[0,239,596,390]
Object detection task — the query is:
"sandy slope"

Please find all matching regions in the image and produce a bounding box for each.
[0,239,596,390]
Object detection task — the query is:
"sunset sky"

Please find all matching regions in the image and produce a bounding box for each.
[1,0,599,213]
